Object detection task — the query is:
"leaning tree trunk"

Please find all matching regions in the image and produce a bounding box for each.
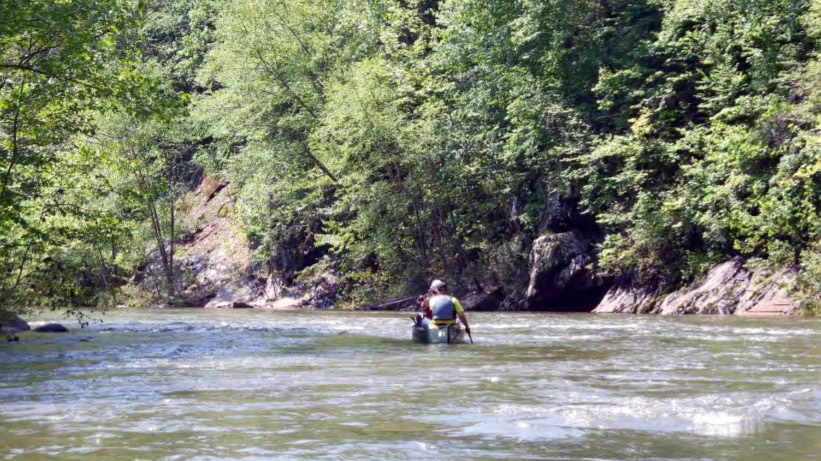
[135,161,176,298]
[146,198,175,298]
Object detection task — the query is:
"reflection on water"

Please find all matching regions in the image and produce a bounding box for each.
[1,309,820,460]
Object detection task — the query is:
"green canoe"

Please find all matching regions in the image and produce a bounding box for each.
[411,323,467,344]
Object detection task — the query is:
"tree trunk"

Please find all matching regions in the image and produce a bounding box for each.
[97,246,115,304]
[389,162,429,269]
[146,199,175,297]
[135,158,176,299]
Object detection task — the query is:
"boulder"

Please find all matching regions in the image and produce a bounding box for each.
[592,259,801,316]
[593,282,658,314]
[33,323,69,333]
[624,259,800,316]
[735,266,799,316]
[524,231,609,311]
[460,287,505,311]
[307,271,339,309]
[254,271,339,309]
[498,295,525,311]
[205,283,259,309]
[262,274,288,302]
[0,314,30,334]
[264,296,309,310]
[657,259,751,315]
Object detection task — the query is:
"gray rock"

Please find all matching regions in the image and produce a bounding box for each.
[33,323,69,333]
[524,231,609,310]
[307,271,339,309]
[595,258,800,316]
[497,295,523,311]
[657,259,751,315]
[0,314,30,334]
[593,282,658,314]
[263,296,309,309]
[461,287,505,311]
[205,283,259,309]
[734,266,799,316]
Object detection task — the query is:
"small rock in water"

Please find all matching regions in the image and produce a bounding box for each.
[33,323,69,333]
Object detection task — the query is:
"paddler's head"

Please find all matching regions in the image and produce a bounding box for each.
[429,279,447,295]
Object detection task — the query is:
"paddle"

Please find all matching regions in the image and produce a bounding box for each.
[466,327,473,344]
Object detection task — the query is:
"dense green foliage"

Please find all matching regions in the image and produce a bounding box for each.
[0,0,149,314]
[0,0,193,314]
[1,0,818,315]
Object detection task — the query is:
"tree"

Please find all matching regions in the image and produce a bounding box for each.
[0,0,147,313]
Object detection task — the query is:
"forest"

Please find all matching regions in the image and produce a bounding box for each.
[0,0,818,318]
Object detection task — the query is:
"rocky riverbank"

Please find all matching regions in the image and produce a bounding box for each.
[130,176,808,316]
[592,259,800,316]
[357,259,802,316]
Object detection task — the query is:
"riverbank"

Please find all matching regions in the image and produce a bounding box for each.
[592,259,803,316]
[117,175,814,317]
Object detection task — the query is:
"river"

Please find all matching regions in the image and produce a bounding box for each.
[1,309,819,460]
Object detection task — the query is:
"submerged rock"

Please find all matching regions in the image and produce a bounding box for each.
[524,231,609,311]
[33,323,69,333]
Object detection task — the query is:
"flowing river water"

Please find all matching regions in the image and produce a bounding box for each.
[1,309,819,460]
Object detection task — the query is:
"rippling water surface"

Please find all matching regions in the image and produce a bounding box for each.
[1,309,819,460]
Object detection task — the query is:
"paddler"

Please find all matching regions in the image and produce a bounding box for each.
[421,279,471,336]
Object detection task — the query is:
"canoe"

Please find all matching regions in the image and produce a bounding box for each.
[411,323,466,344]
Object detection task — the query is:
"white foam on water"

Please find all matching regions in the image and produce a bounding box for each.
[339,421,369,428]
[475,391,807,439]
[453,416,583,441]
[691,411,759,437]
